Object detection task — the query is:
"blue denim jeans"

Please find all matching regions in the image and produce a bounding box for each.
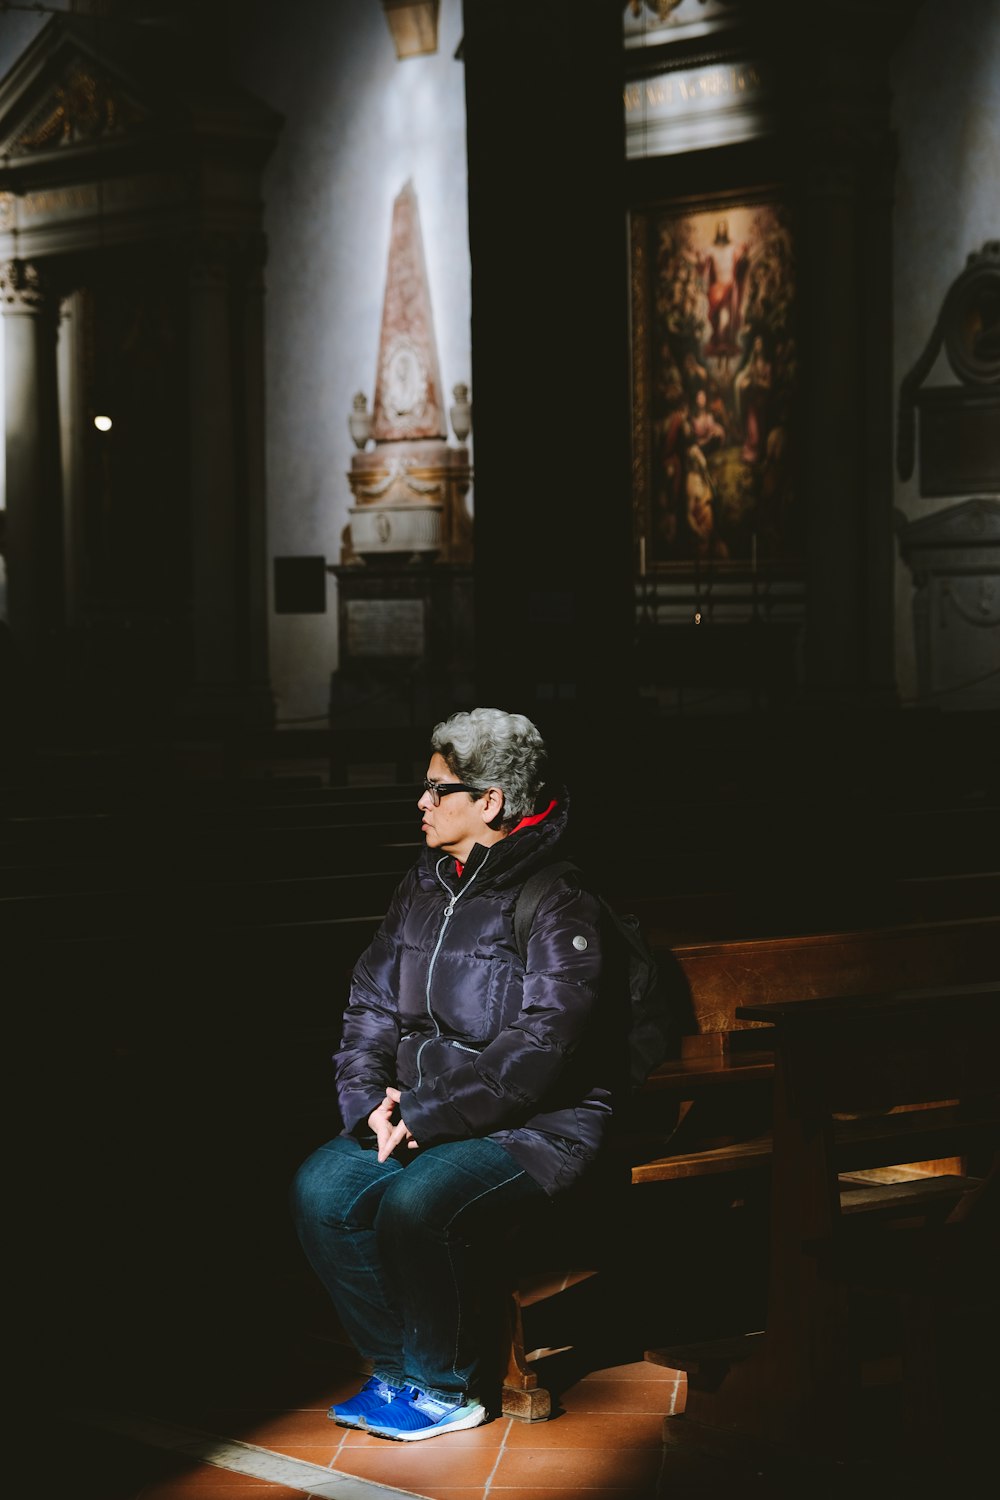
[290,1134,547,1404]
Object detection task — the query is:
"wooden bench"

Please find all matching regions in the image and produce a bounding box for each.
[631,915,1000,1172]
[6,761,996,1426]
[654,985,999,1480]
[621,870,1000,941]
[0,866,411,937]
[502,916,1000,1419]
[615,802,1000,897]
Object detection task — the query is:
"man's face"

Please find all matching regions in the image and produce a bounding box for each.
[417,752,493,863]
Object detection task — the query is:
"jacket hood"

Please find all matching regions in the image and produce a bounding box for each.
[418,784,571,894]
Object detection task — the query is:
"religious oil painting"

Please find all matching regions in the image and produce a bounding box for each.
[631,192,800,570]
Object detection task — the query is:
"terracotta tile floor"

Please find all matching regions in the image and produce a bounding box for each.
[73,1351,687,1500]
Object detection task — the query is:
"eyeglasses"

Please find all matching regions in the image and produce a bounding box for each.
[422,778,488,806]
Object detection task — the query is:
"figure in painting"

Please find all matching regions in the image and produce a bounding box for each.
[734,334,773,463]
[680,350,709,404]
[684,442,728,559]
[659,399,692,543]
[690,388,727,453]
[657,398,728,559]
[699,220,748,367]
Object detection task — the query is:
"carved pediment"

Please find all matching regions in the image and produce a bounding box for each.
[0,20,155,165]
[0,15,281,181]
[2,58,148,158]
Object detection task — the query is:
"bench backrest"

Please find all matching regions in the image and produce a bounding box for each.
[662,915,1000,1044]
[739,987,999,1120]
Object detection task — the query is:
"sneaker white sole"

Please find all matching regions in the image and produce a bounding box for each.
[365,1403,488,1441]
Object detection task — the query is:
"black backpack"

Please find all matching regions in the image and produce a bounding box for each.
[512,860,675,1094]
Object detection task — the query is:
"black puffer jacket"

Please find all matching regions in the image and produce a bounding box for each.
[334,794,614,1194]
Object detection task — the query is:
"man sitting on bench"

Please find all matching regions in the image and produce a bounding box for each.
[291,708,613,1440]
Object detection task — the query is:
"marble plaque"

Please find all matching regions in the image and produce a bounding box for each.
[346,599,425,658]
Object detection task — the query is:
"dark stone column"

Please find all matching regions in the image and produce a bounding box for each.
[793,12,902,706]
[1,258,66,689]
[462,0,633,764]
[183,234,274,730]
[233,233,272,710]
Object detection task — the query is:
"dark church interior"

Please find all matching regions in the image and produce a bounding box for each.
[2,1,998,1496]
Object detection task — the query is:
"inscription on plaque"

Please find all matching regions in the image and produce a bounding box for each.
[624,59,771,158]
[346,599,425,658]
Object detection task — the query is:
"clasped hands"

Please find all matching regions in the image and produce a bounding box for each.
[368,1086,419,1163]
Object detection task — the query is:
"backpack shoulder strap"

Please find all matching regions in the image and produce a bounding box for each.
[513,859,581,965]
[600,902,649,959]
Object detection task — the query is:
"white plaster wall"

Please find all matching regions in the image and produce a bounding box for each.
[891,0,1000,703]
[230,0,472,722]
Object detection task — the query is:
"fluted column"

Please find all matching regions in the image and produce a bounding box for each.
[1,258,66,683]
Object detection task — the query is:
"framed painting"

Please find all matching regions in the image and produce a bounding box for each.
[630,189,800,572]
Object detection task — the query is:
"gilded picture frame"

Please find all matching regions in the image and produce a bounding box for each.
[630,189,800,573]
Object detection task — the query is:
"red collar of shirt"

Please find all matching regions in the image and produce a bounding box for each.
[454,798,558,878]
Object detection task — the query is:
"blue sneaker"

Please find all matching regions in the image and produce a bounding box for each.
[364,1385,487,1441]
[328,1375,404,1428]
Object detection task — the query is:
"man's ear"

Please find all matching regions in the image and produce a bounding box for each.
[480,786,504,825]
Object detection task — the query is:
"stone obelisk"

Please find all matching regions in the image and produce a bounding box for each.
[345,180,471,564]
[371,179,447,443]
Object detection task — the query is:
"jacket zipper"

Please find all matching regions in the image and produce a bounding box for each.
[415,851,491,1087]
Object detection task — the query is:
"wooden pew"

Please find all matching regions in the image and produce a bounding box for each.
[615,802,1000,896]
[3,796,996,937]
[622,870,1000,941]
[502,916,1000,1419]
[8,754,996,1429]
[0,837,421,896]
[654,985,999,1480]
[0,810,422,934]
[0,867,410,937]
[0,777,414,818]
[0,800,421,849]
[628,914,1000,1181]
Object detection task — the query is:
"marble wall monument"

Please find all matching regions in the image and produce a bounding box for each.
[896,242,1000,709]
[343,179,472,566]
[330,180,474,728]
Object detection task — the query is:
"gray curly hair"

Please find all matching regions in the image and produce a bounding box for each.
[430,707,547,831]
